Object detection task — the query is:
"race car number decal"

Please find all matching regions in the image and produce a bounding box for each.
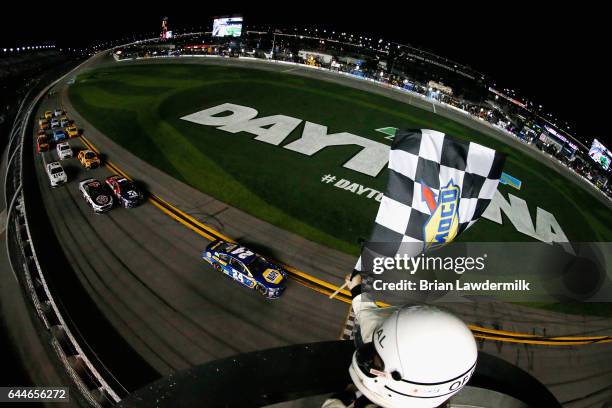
[230,247,254,260]
[232,270,255,288]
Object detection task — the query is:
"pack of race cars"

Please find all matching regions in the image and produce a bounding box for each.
[38,108,287,298]
[37,108,143,213]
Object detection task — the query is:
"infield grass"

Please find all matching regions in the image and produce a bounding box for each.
[68,63,612,316]
[69,64,612,257]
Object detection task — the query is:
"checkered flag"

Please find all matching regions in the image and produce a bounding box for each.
[356,129,506,270]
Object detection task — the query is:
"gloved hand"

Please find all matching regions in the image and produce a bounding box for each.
[345,273,362,290]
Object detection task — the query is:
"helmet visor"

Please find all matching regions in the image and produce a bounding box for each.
[355,342,385,378]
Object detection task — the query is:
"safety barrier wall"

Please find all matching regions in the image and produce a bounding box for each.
[3,61,123,407]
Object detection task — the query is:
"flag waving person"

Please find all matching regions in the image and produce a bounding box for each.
[324,129,506,408]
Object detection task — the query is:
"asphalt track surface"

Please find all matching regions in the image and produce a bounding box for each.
[33,57,351,381]
[28,53,612,407]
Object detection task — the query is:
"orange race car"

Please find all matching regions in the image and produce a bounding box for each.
[38,118,50,131]
[78,149,101,169]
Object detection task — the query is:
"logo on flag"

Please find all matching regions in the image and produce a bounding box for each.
[423,181,460,249]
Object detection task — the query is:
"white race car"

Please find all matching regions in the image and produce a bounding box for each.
[79,178,113,213]
[50,118,60,128]
[56,142,73,160]
[53,109,64,117]
[46,162,67,187]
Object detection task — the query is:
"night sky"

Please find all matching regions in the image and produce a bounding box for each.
[3,2,608,146]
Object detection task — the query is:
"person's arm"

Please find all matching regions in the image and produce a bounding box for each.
[345,274,394,343]
[346,274,380,315]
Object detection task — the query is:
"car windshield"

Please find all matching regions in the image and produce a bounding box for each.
[119,180,134,190]
[248,256,271,274]
[50,167,63,175]
[85,152,95,159]
[59,145,69,150]
[229,258,245,273]
[88,183,104,195]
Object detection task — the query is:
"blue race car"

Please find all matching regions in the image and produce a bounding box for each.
[202,240,287,299]
[53,129,66,142]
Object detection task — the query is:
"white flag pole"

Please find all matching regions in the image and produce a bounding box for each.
[329,282,348,299]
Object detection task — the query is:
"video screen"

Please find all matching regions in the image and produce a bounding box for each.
[589,139,612,170]
[213,17,243,37]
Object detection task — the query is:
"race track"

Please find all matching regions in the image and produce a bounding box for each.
[32,57,350,381]
[25,52,612,407]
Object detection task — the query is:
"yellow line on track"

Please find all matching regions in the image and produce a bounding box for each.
[79,136,350,298]
[149,199,218,241]
[150,194,236,243]
[471,333,612,346]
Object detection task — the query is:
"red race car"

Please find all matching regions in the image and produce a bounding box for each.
[105,175,143,208]
[36,135,49,152]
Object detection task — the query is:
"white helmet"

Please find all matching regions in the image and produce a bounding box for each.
[349,305,477,408]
